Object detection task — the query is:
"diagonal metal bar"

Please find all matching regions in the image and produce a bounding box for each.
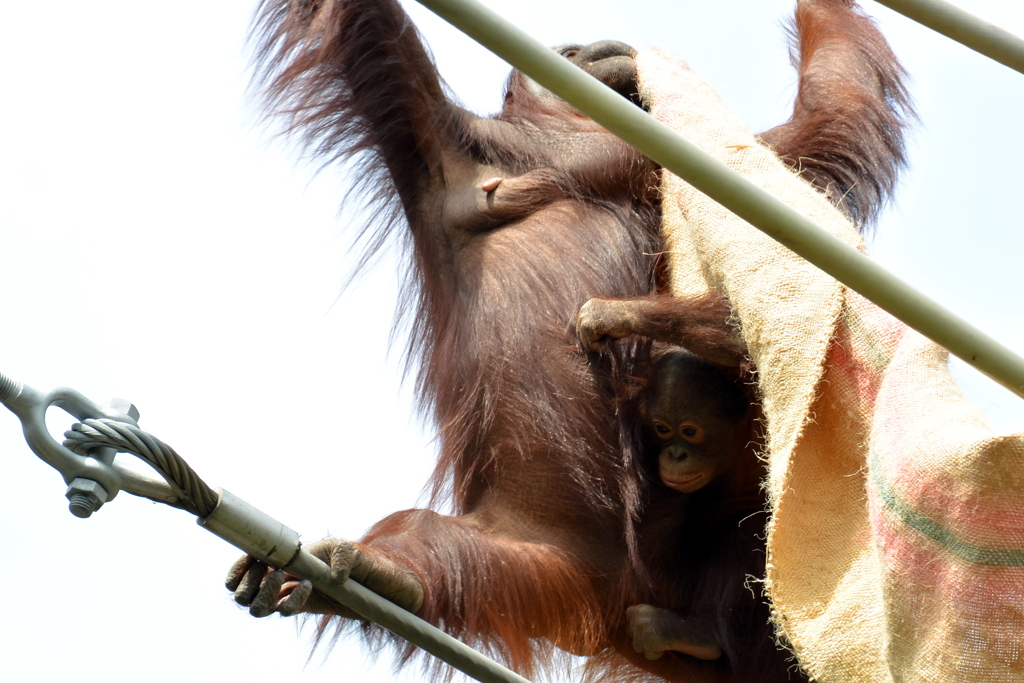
[873,0,1024,75]
[414,0,1024,400]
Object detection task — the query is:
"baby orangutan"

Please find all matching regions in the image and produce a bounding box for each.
[629,349,756,663]
[580,296,794,679]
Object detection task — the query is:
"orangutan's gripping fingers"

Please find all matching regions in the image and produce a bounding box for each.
[627,604,668,660]
[247,568,287,618]
[226,555,318,617]
[576,299,610,352]
[225,554,255,592]
[627,604,723,662]
[304,538,425,614]
[577,298,635,352]
[230,557,272,607]
[276,579,314,616]
[324,541,357,584]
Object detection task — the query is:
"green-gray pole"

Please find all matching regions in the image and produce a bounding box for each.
[873,0,1024,75]
[414,0,1024,399]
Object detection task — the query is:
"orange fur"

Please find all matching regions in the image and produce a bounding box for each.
[243,1,910,679]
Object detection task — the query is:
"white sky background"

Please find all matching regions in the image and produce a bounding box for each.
[1,1,1022,681]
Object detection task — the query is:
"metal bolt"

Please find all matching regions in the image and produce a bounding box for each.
[66,478,109,518]
[0,371,21,403]
[108,397,141,424]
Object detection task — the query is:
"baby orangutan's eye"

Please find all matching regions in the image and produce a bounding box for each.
[679,422,705,444]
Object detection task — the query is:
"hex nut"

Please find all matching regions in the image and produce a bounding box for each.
[66,478,110,517]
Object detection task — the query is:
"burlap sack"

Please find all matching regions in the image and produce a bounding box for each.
[637,48,1024,682]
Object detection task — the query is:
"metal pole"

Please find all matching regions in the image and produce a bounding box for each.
[873,0,1024,75]
[413,0,1024,400]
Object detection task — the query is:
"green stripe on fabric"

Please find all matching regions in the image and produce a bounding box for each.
[871,453,1024,567]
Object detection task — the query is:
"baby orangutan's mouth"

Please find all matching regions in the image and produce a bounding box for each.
[661,472,707,493]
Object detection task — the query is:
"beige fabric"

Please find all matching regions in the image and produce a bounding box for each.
[637,48,1024,682]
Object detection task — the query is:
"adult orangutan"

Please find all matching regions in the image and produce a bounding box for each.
[227,0,910,679]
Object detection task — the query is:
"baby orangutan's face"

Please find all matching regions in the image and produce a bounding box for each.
[643,351,749,494]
